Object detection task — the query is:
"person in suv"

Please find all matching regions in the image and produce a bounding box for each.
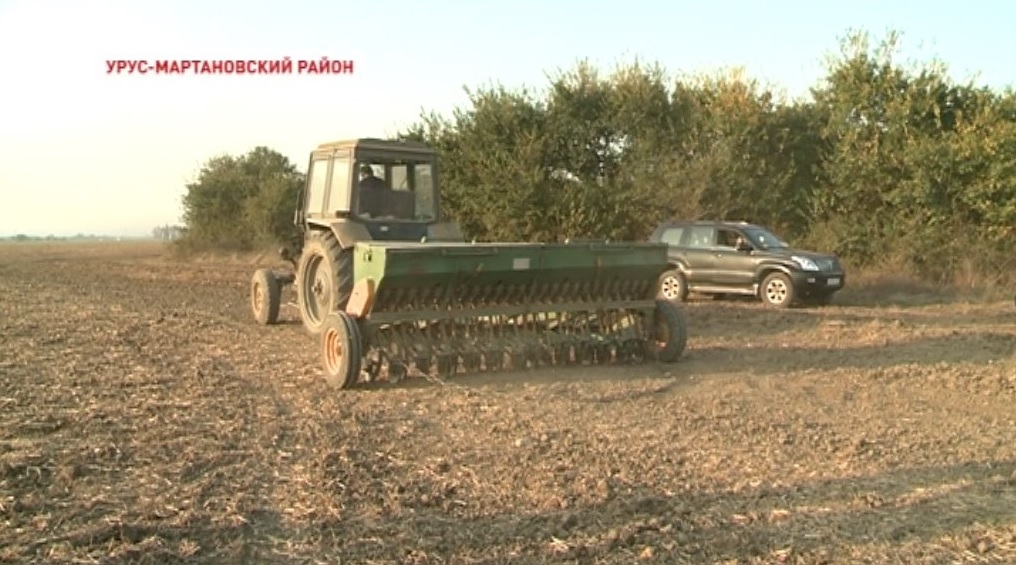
[649,220,846,307]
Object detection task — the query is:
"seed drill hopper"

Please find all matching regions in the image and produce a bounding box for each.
[250,138,688,388]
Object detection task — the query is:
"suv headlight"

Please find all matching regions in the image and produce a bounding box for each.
[791,256,819,271]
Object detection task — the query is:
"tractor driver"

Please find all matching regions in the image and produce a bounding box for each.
[357,163,388,217]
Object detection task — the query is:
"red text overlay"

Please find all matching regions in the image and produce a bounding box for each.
[105,58,354,75]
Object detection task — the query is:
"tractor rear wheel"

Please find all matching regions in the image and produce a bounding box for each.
[321,312,363,390]
[296,231,353,335]
[251,268,281,325]
[651,300,688,363]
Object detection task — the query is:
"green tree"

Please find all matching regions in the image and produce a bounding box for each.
[652,71,823,241]
[168,30,1012,286]
[402,85,557,242]
[179,146,304,251]
[811,30,1016,280]
[402,62,822,244]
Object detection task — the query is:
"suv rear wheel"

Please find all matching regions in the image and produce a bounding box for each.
[657,269,688,302]
[760,272,795,308]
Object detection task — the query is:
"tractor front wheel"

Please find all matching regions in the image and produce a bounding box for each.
[296,231,353,335]
[321,312,363,390]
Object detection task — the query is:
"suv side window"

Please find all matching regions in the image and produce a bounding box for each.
[686,226,715,248]
[660,227,685,245]
[716,228,742,249]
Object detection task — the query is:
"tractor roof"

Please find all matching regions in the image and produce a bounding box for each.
[315,138,435,155]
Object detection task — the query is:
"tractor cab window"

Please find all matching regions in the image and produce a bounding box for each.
[412,164,436,220]
[354,159,437,221]
[326,157,351,213]
[305,158,330,215]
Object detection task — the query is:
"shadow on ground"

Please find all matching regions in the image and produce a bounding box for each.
[92,458,1009,564]
[684,300,1016,341]
[680,331,1016,377]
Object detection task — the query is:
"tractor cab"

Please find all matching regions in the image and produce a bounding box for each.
[265,137,465,336]
[297,138,443,242]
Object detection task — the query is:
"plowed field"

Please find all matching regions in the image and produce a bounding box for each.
[2,241,1015,564]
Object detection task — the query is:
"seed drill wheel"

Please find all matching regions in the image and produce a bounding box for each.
[296,231,354,335]
[321,312,363,390]
[651,300,688,363]
[251,268,282,325]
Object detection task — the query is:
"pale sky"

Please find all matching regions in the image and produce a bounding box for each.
[1,0,1013,237]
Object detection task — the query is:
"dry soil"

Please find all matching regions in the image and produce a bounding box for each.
[2,241,1016,564]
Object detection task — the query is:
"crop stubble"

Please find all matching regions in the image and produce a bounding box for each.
[1,241,1016,564]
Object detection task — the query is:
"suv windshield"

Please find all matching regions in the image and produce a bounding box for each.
[743,227,788,250]
[354,159,436,221]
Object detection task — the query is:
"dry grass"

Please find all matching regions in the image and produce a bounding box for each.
[2,241,1016,564]
[835,267,956,307]
[834,262,1013,308]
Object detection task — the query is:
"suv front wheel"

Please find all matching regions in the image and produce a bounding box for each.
[760,272,795,308]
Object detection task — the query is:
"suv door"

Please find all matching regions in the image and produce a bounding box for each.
[712,227,757,288]
[680,225,717,284]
